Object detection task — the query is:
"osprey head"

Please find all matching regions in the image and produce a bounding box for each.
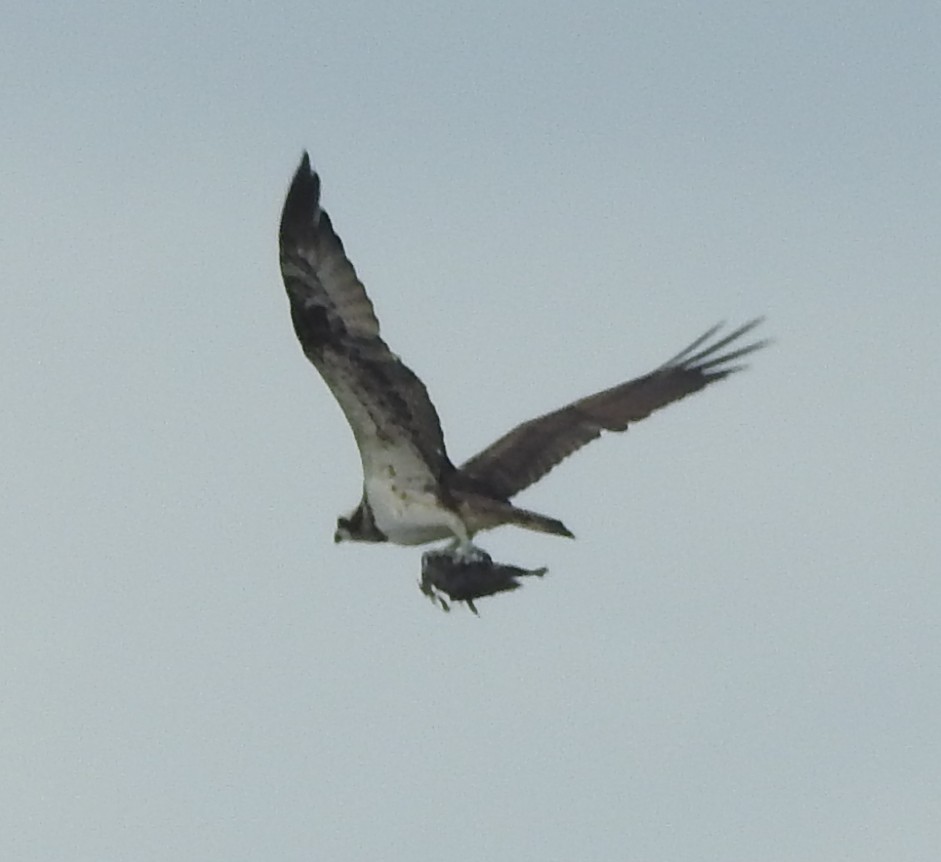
[334,499,386,543]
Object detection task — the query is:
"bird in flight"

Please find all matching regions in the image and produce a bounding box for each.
[278,154,767,602]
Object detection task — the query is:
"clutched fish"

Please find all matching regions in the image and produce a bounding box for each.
[420,546,547,614]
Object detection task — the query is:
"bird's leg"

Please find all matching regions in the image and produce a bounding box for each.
[445,521,480,560]
[454,540,487,562]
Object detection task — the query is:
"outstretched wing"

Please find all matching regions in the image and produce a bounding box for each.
[279,154,452,482]
[280,153,380,341]
[458,320,768,500]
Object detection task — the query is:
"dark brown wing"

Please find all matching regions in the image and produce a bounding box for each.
[280,152,380,340]
[458,319,768,500]
[279,154,451,481]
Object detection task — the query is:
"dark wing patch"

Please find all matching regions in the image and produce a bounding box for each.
[458,319,769,500]
[278,154,452,481]
[279,153,380,344]
[345,336,453,478]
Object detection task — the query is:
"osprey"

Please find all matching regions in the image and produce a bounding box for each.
[279,154,766,556]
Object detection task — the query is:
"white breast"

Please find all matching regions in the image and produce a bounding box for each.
[364,475,465,546]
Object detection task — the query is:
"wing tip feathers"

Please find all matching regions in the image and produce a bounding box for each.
[279,152,321,243]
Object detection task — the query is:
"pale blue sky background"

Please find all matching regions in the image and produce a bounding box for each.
[3,2,940,860]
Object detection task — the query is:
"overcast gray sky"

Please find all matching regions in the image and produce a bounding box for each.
[3,2,940,860]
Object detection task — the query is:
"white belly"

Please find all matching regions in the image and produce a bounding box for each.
[364,477,465,546]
